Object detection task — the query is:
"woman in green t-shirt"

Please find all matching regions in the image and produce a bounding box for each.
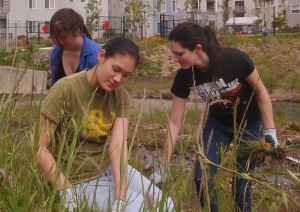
[35,36,174,211]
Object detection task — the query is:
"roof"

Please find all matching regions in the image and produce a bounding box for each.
[226,17,259,26]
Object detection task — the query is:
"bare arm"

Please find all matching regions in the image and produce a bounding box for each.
[162,95,187,165]
[246,69,275,129]
[35,114,68,191]
[109,117,129,201]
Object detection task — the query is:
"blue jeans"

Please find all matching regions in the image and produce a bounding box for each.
[195,115,263,212]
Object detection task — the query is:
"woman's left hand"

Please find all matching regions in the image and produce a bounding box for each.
[264,128,279,150]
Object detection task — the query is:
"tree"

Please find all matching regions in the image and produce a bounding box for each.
[85,0,102,36]
[221,0,230,32]
[184,0,199,11]
[123,0,150,38]
[272,10,286,30]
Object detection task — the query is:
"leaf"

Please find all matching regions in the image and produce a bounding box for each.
[281,192,288,211]
[287,169,300,187]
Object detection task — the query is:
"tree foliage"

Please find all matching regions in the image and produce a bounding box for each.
[184,0,199,11]
[124,0,150,38]
[272,10,286,30]
[85,0,102,35]
[221,0,230,32]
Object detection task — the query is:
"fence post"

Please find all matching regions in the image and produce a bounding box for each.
[38,22,40,44]
[26,21,29,45]
[6,13,9,50]
[98,18,100,43]
[15,23,17,48]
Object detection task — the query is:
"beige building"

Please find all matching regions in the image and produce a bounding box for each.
[0,0,108,38]
[286,0,300,27]
[226,0,300,32]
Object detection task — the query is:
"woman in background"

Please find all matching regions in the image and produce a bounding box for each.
[49,8,101,86]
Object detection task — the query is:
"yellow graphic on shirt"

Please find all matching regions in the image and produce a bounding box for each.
[82,109,116,137]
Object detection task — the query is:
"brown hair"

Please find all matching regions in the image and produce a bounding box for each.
[103,36,140,68]
[50,8,92,44]
[169,22,221,71]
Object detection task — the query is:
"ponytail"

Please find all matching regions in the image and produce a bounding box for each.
[82,24,92,40]
[203,26,221,71]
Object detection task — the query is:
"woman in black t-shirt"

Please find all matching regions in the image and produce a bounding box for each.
[150,22,279,212]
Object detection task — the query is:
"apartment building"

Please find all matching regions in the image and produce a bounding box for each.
[283,0,300,28]
[146,0,223,37]
[1,0,299,41]
[0,0,108,38]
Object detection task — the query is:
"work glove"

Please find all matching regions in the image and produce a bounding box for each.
[149,164,167,186]
[58,187,77,212]
[112,199,126,212]
[264,128,279,151]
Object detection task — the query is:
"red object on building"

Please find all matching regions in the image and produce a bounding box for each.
[42,25,49,33]
[103,20,110,30]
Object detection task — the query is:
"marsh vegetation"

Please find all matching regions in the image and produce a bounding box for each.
[0,33,300,211]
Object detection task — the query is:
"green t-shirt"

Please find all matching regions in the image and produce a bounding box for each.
[41,70,130,184]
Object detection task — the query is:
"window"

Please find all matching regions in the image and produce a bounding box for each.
[255,0,264,8]
[0,0,3,8]
[157,23,160,34]
[70,0,73,2]
[235,1,244,11]
[172,1,178,12]
[28,21,38,33]
[45,0,54,9]
[81,0,85,2]
[291,5,300,14]
[157,1,166,12]
[207,2,215,11]
[29,0,37,9]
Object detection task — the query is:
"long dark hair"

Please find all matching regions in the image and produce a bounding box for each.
[103,36,140,68]
[168,22,221,70]
[50,8,92,44]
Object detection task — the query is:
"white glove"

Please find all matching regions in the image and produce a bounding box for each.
[149,164,167,185]
[264,128,279,150]
[58,187,77,212]
[112,199,126,212]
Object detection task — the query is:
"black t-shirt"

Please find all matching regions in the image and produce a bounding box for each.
[171,48,261,125]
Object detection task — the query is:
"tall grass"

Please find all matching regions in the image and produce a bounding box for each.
[1,84,300,211]
[1,36,300,211]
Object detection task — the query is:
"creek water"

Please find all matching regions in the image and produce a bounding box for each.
[273,101,300,121]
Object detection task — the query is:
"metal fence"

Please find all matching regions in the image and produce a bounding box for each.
[0,13,220,50]
[98,16,123,36]
[0,25,18,50]
[0,22,51,50]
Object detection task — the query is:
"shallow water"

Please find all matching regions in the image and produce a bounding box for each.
[273,101,300,121]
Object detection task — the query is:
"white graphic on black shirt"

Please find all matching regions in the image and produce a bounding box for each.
[192,78,243,108]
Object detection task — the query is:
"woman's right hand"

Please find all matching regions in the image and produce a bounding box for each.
[112,199,126,211]
[149,164,167,186]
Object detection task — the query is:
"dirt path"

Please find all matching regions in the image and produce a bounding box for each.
[130,98,205,112]
[0,67,47,94]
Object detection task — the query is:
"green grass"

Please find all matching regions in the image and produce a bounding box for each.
[1,33,300,211]
[1,32,300,95]
[1,95,300,211]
